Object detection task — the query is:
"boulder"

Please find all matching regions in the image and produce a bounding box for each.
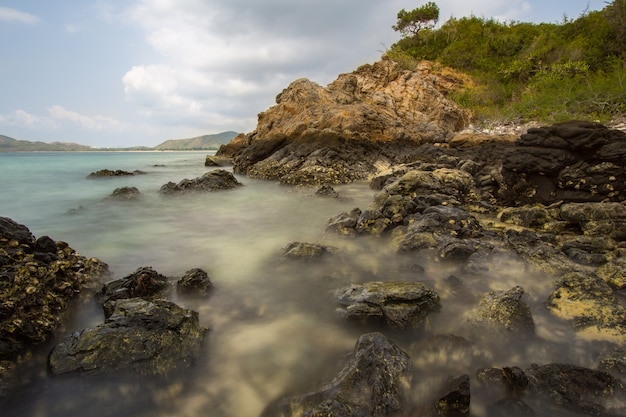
[159,169,243,194]
[559,202,626,241]
[48,298,207,376]
[468,286,535,336]
[105,186,141,201]
[500,121,626,205]
[261,332,412,417]
[335,281,441,329]
[547,271,626,340]
[431,374,471,417]
[596,258,626,290]
[97,266,169,304]
[217,58,469,185]
[281,242,336,261]
[176,268,214,296]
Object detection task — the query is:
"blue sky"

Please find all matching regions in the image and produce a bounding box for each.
[0,0,608,147]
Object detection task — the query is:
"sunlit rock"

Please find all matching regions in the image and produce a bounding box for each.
[468,286,535,336]
[261,332,412,417]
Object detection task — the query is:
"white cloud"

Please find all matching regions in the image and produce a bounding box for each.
[47,105,126,131]
[0,6,39,24]
[0,109,57,129]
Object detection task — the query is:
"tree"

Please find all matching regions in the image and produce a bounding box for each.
[392,2,440,38]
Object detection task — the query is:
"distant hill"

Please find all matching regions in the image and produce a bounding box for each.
[153,131,239,150]
[0,134,94,152]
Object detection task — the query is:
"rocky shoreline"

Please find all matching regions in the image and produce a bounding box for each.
[2,56,626,416]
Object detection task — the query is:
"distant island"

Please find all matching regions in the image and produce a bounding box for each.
[0,131,239,152]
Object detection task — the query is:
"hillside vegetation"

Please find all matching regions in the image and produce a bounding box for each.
[0,135,94,152]
[154,131,239,150]
[388,0,626,126]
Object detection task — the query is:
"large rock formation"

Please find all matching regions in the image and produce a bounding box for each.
[217,57,469,185]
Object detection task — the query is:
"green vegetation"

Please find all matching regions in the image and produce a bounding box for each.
[0,135,94,152]
[388,0,626,125]
[153,131,239,151]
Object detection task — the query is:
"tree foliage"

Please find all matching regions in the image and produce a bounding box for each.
[388,1,626,123]
[392,2,440,37]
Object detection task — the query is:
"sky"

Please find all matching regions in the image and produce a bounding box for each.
[0,0,608,148]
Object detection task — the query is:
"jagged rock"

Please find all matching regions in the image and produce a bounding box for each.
[500,121,626,205]
[599,347,626,379]
[217,58,469,185]
[176,268,213,296]
[106,186,141,201]
[560,236,612,266]
[468,286,535,336]
[159,169,243,194]
[548,271,626,340]
[335,281,440,329]
[97,266,169,305]
[261,332,412,417]
[48,298,207,376]
[204,155,232,166]
[0,217,109,359]
[86,169,144,178]
[325,208,362,237]
[314,184,341,199]
[504,229,581,275]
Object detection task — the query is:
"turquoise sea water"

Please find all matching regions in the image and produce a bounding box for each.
[0,152,614,417]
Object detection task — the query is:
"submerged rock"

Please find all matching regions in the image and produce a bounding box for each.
[468,286,535,336]
[261,332,412,417]
[335,281,441,329]
[48,298,207,376]
[281,242,336,261]
[87,169,144,178]
[105,186,141,201]
[159,169,243,194]
[431,374,471,417]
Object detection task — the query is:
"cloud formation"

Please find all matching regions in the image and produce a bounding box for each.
[0,6,39,24]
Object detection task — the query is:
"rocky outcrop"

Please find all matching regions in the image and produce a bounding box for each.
[176,268,214,296]
[261,332,412,417]
[0,217,109,359]
[217,57,469,185]
[281,242,337,261]
[334,281,441,329]
[500,121,626,205]
[48,298,207,376]
[159,169,243,194]
[97,266,169,304]
[105,186,141,201]
[87,169,144,178]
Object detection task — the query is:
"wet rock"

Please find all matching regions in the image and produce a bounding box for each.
[431,374,470,417]
[106,186,141,201]
[505,229,581,275]
[281,242,336,261]
[355,209,392,236]
[335,281,441,329]
[48,298,207,376]
[497,205,556,228]
[325,208,361,237]
[598,347,626,379]
[487,398,536,417]
[97,266,169,305]
[560,236,611,266]
[204,155,232,167]
[500,121,626,205]
[176,268,214,296]
[261,332,412,417]
[0,217,109,359]
[478,363,625,416]
[314,184,340,199]
[159,169,243,194]
[87,169,144,178]
[468,286,535,336]
[548,271,626,340]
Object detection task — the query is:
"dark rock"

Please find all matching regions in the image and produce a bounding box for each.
[159,169,243,194]
[438,238,481,261]
[596,258,626,290]
[281,242,336,261]
[176,268,213,296]
[335,281,441,329]
[505,229,580,275]
[497,206,556,228]
[598,347,626,379]
[559,202,626,241]
[87,169,143,178]
[106,186,141,201]
[314,184,340,198]
[325,208,361,237]
[469,286,535,336]
[261,332,412,417]
[487,398,536,417]
[97,266,169,305]
[548,271,626,339]
[48,298,207,376]
[431,374,470,417]
[500,121,626,205]
[561,236,611,266]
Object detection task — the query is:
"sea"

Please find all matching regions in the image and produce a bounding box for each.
[0,151,616,417]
